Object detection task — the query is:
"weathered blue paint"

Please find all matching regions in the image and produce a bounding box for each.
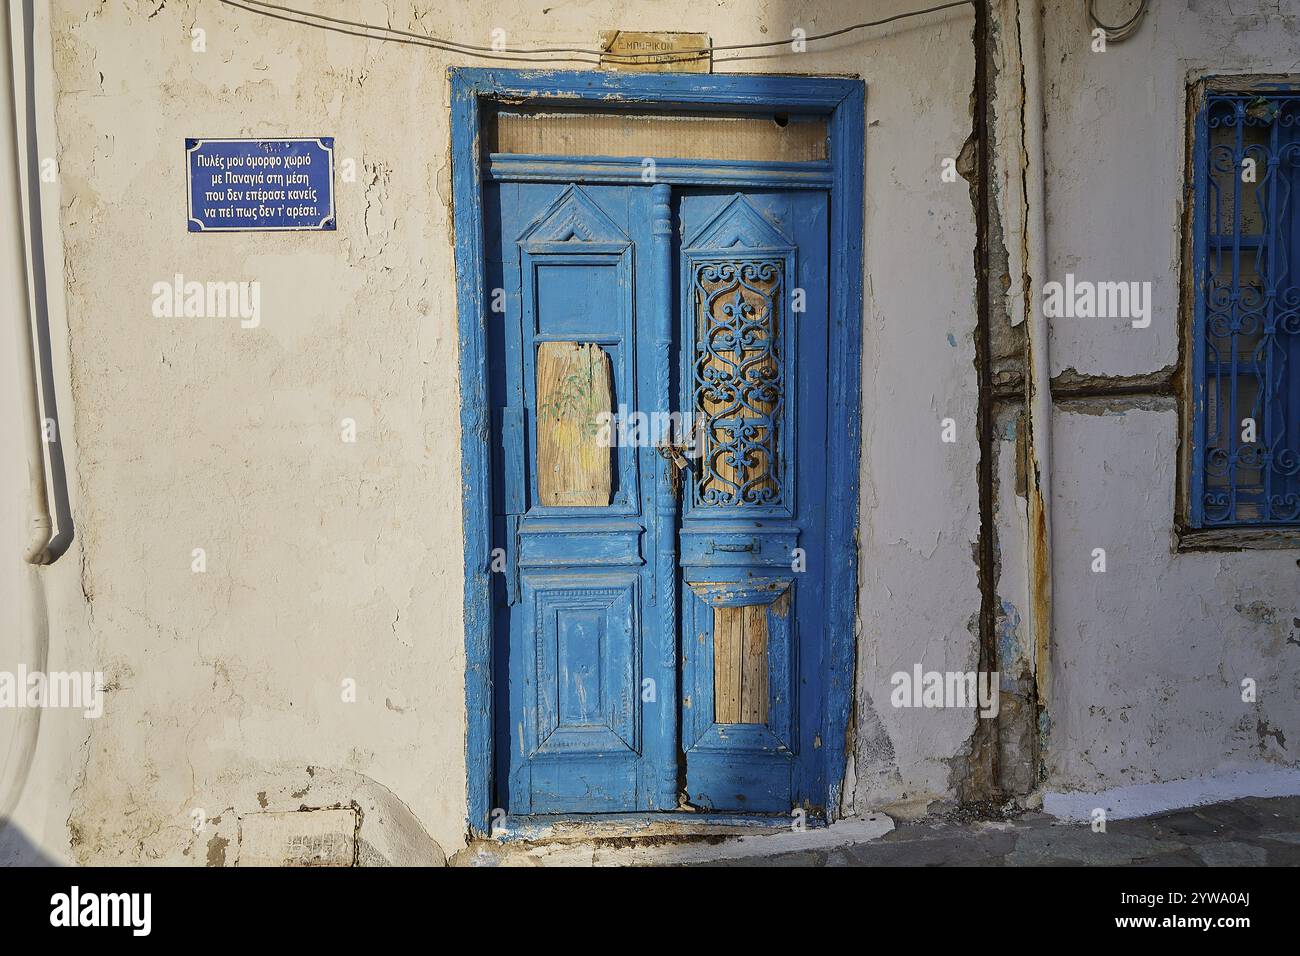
[454,67,859,109]
[487,154,833,189]
[492,811,824,842]
[677,189,828,812]
[996,600,1022,672]
[1190,91,1209,528]
[821,78,865,817]
[451,73,495,837]
[647,182,679,809]
[452,68,865,836]
[491,181,672,813]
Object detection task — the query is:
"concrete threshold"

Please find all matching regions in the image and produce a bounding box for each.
[453,813,895,866]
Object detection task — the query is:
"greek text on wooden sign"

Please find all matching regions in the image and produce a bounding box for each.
[187,137,336,232]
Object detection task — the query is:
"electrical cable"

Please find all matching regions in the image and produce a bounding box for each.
[214,0,974,64]
[1087,0,1148,43]
[215,0,605,64]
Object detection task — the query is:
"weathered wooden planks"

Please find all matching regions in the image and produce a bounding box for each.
[713,603,769,724]
[536,342,613,507]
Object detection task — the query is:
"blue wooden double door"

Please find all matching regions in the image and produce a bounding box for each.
[488,178,831,816]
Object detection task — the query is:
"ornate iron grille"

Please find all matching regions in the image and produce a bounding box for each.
[1194,92,1300,526]
[691,259,784,508]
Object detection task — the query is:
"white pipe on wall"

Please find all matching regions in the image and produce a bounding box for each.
[0,0,54,851]
[2,2,51,566]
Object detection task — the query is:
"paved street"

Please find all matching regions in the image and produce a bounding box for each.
[458,796,1300,866]
[697,796,1300,867]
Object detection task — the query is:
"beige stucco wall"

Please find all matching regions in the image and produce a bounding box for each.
[1,0,981,863]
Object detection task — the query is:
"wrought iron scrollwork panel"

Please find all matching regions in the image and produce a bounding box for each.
[1199,94,1300,525]
[691,259,784,508]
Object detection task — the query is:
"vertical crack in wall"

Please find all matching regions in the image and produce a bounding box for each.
[1001,0,1047,790]
[957,0,1003,803]
[1014,0,1050,786]
[955,0,1044,802]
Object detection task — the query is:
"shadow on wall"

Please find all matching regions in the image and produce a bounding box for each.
[0,818,61,866]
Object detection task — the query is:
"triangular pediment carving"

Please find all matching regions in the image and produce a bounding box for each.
[684,193,792,251]
[516,184,629,246]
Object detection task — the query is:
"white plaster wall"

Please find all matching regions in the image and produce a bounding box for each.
[1044,1,1300,789]
[1044,0,1300,378]
[850,6,982,813]
[0,0,981,861]
[1051,404,1299,787]
[41,0,469,862]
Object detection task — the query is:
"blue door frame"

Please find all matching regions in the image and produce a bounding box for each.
[451,68,865,837]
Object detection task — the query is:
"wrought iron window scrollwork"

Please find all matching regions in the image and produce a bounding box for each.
[1194,92,1300,527]
[691,259,784,508]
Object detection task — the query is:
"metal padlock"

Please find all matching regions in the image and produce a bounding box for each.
[656,438,692,499]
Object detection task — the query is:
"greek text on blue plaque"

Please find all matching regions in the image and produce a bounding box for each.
[187,137,336,232]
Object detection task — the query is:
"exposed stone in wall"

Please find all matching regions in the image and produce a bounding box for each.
[182,767,444,867]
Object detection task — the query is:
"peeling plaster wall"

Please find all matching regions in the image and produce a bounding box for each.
[991,404,1036,792]
[1042,2,1300,790]
[0,0,981,862]
[45,0,469,862]
[1045,0,1300,379]
[1051,404,1298,785]
[846,5,980,814]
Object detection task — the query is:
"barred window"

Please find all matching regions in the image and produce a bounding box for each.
[1191,89,1300,527]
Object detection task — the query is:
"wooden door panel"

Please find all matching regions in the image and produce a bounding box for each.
[492,182,675,814]
[492,182,830,817]
[678,190,830,813]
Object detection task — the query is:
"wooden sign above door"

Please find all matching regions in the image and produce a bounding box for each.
[599,31,712,73]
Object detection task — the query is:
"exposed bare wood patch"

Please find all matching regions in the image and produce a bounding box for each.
[771,589,791,619]
[713,603,769,724]
[536,342,612,507]
[490,110,827,160]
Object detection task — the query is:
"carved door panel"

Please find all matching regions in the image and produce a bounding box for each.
[488,182,676,814]
[676,190,829,812]
[488,182,829,816]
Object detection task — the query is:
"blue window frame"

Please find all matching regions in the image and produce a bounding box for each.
[1191,87,1300,528]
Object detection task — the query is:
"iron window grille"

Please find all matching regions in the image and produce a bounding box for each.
[1191,90,1300,527]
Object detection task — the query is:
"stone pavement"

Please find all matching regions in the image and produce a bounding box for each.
[698,796,1300,867]
[456,796,1300,866]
